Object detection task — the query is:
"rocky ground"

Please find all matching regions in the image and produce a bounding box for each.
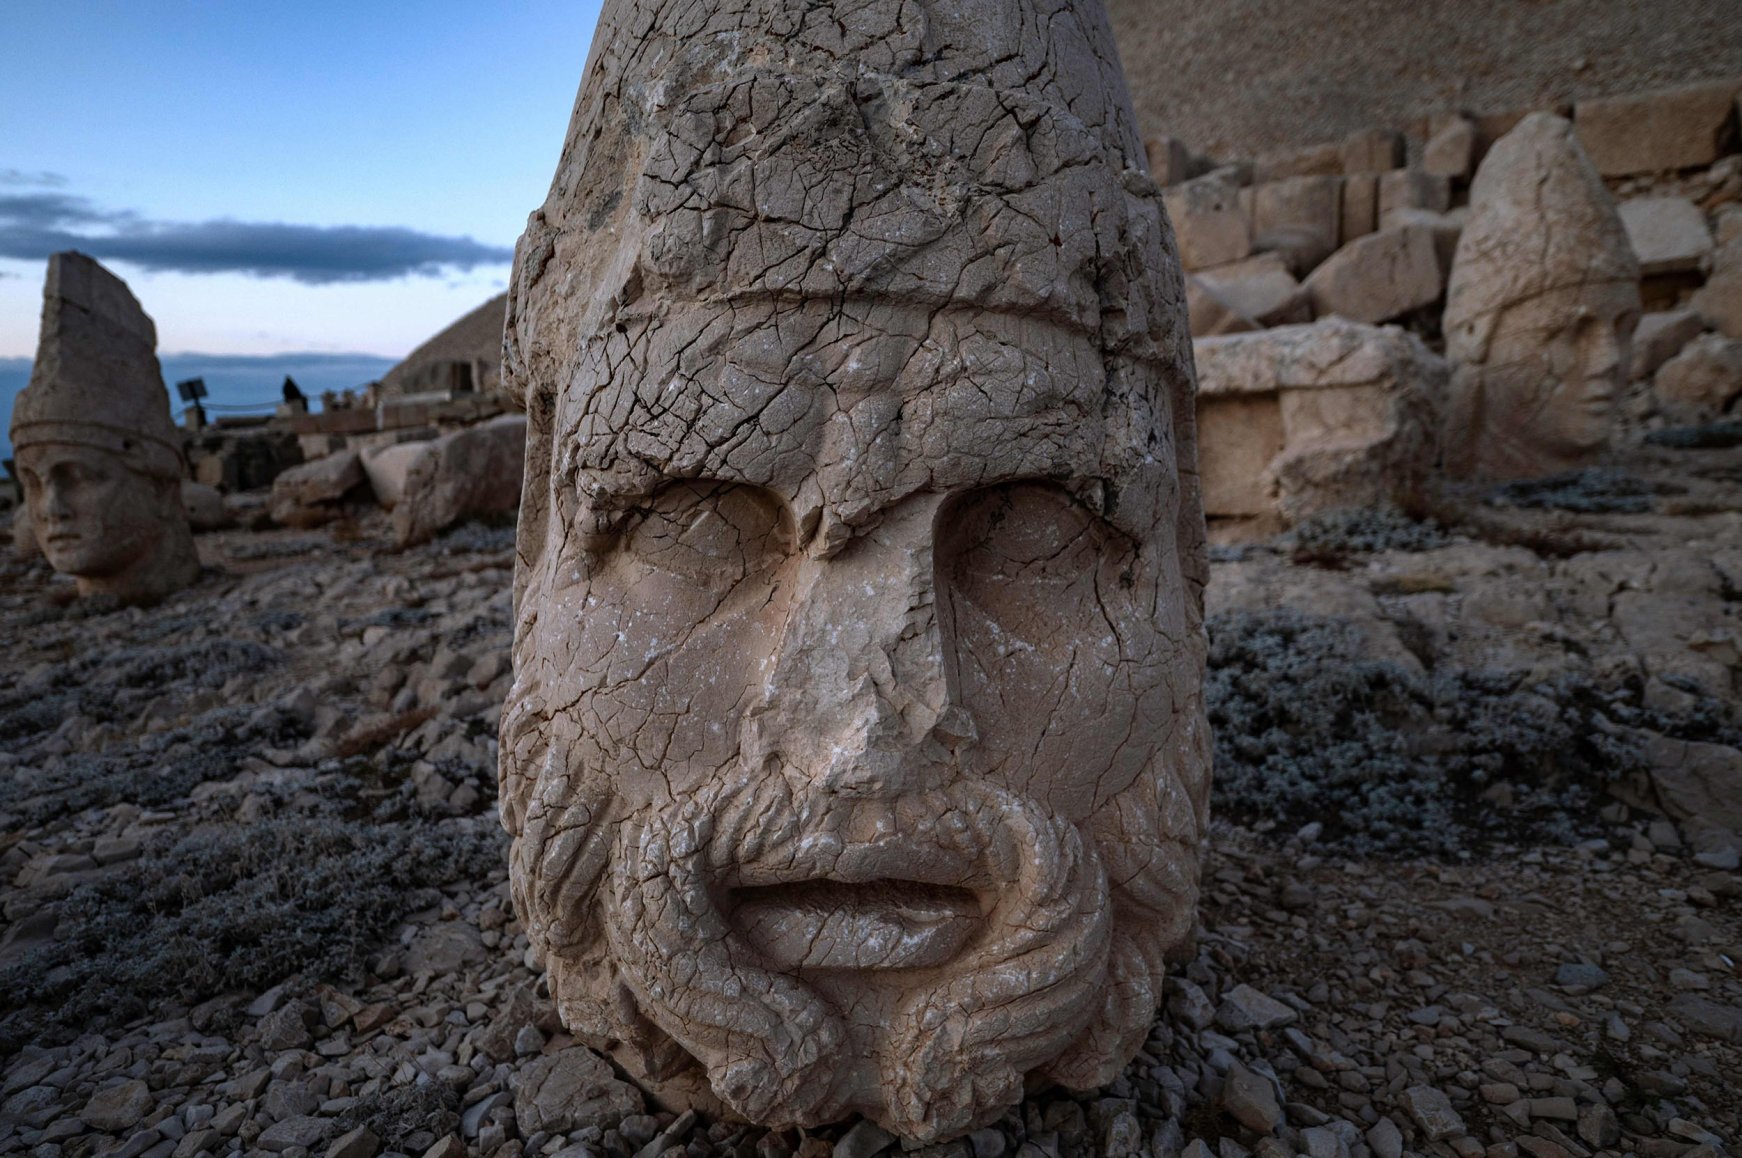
[2,438,1740,1158]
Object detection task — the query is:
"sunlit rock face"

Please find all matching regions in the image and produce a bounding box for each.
[1443,113,1642,481]
[10,252,198,604]
[496,0,1210,1139]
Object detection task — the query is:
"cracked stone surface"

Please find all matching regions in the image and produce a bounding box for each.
[496,0,1209,1139]
[1443,114,1643,482]
[8,251,199,605]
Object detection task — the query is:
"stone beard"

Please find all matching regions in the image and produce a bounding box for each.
[497,0,1209,1140]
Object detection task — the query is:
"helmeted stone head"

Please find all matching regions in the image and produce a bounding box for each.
[10,252,198,603]
[1444,113,1641,480]
[497,0,1209,1138]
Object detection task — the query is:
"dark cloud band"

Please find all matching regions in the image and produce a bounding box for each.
[0,190,512,284]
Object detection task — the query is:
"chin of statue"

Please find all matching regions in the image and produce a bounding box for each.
[509,738,1181,1141]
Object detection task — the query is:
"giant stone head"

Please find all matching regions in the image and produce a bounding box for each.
[10,252,198,604]
[1444,113,1642,481]
[498,0,1210,1138]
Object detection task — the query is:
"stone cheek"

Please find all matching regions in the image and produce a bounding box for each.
[497,0,1209,1141]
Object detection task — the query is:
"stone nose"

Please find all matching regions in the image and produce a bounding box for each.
[743,495,974,800]
[36,478,74,522]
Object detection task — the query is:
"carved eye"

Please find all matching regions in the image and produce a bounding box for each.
[942,483,1108,625]
[619,481,790,588]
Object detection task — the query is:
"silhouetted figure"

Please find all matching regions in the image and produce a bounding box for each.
[282,376,305,404]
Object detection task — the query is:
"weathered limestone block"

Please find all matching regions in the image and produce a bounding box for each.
[1164,167,1253,270]
[1378,168,1451,227]
[1252,142,1342,183]
[1248,175,1342,272]
[1574,80,1742,177]
[1632,309,1708,380]
[1618,197,1715,276]
[1444,114,1641,480]
[9,252,199,603]
[1654,334,1742,424]
[1195,253,1311,328]
[1340,174,1379,242]
[1423,115,1477,181]
[268,449,367,527]
[180,480,228,532]
[360,440,434,511]
[1144,135,1194,186]
[1693,237,1742,338]
[1185,275,1261,337]
[497,0,1209,1140]
[1194,319,1442,525]
[1341,127,1405,174]
[390,415,525,548]
[1303,224,1444,324]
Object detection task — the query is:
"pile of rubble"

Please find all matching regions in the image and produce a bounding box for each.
[1156,77,1742,536]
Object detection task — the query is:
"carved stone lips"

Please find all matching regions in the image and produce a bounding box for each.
[730,878,985,970]
[716,822,1004,971]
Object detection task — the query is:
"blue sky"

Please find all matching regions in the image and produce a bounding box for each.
[0,1,604,367]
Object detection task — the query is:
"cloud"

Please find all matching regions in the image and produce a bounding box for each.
[0,169,68,188]
[0,189,513,284]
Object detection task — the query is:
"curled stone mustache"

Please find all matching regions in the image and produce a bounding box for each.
[605,769,1113,1140]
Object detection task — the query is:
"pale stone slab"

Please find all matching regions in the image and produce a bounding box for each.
[1185,275,1262,338]
[1194,319,1443,524]
[1424,116,1477,181]
[1303,225,1444,324]
[1249,175,1343,272]
[1619,197,1715,276]
[1378,168,1451,227]
[1575,79,1742,177]
[1165,168,1253,270]
[1195,252,1311,328]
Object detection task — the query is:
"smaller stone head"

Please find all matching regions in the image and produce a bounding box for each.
[10,252,198,602]
[1444,114,1641,480]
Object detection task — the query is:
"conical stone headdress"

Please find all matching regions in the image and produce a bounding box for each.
[1445,113,1639,363]
[10,251,185,482]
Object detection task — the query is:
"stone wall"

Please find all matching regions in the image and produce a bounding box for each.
[1107,0,1742,160]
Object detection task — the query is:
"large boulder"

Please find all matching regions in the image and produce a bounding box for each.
[1303,224,1444,324]
[1632,309,1707,380]
[360,441,434,511]
[1654,334,1742,424]
[1693,236,1742,339]
[268,450,368,527]
[391,416,526,548]
[1194,318,1444,526]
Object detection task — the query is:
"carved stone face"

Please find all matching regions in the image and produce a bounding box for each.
[502,293,1206,1139]
[1458,282,1640,475]
[15,444,169,581]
